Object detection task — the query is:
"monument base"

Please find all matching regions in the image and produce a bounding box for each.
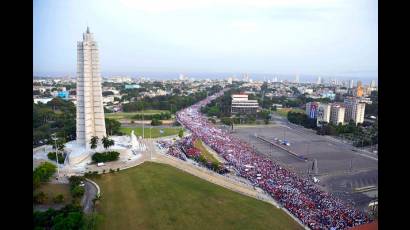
[65,136,144,166]
[65,141,91,165]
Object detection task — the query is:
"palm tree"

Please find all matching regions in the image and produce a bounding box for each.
[90,136,99,150]
[108,139,115,149]
[102,136,109,150]
[102,136,115,150]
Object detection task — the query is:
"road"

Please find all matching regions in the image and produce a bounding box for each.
[81,180,98,214]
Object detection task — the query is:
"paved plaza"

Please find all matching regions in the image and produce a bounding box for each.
[228,124,378,211]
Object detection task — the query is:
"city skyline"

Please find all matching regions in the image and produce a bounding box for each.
[34,0,377,79]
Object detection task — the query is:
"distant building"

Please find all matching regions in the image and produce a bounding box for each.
[303,88,314,94]
[321,92,335,100]
[370,80,376,88]
[317,103,331,126]
[358,97,373,104]
[306,102,320,119]
[57,91,69,100]
[179,74,186,81]
[349,80,354,89]
[228,77,233,84]
[272,104,283,110]
[330,104,345,125]
[111,76,132,83]
[356,81,364,97]
[231,94,259,115]
[124,84,140,89]
[316,76,322,85]
[344,97,366,125]
[34,98,53,104]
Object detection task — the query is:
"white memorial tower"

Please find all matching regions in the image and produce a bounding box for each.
[76,27,106,147]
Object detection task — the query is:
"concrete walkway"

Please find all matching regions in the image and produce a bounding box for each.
[81,180,98,214]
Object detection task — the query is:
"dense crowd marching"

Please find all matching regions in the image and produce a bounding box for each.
[172,90,369,230]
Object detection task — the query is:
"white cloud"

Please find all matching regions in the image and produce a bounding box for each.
[230,21,260,33]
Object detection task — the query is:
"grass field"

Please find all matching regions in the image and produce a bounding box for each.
[94,162,302,230]
[106,110,170,120]
[35,183,72,205]
[275,108,305,117]
[194,139,219,163]
[120,127,181,138]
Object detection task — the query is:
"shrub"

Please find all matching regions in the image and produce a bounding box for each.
[33,192,47,204]
[198,155,207,165]
[33,162,57,188]
[151,118,162,126]
[102,169,106,174]
[178,129,184,138]
[109,168,115,173]
[71,186,85,198]
[68,176,84,190]
[211,161,220,171]
[116,168,120,172]
[92,151,120,163]
[53,194,64,204]
[47,152,65,164]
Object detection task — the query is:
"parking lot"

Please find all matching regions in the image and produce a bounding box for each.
[228,124,378,211]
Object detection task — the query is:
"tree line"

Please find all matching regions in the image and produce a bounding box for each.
[122,85,223,113]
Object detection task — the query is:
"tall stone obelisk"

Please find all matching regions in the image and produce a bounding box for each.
[76,27,106,147]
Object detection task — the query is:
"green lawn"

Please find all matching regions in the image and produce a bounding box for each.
[94,162,302,230]
[120,127,181,138]
[106,110,170,120]
[35,183,72,205]
[194,139,219,163]
[275,108,305,117]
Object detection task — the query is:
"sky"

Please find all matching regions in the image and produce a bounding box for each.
[33,0,378,80]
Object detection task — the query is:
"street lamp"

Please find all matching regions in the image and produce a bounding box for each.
[51,133,60,179]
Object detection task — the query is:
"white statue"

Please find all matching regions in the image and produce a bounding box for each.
[130,130,140,150]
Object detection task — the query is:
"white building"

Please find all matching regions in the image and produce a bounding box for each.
[303,88,314,94]
[231,94,259,114]
[228,77,233,84]
[330,104,345,125]
[34,98,53,104]
[370,80,376,88]
[76,27,106,147]
[344,97,366,125]
[316,76,322,85]
[349,80,354,89]
[317,103,331,126]
[103,96,115,104]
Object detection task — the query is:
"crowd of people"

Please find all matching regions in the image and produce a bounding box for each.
[173,90,369,230]
[157,139,187,160]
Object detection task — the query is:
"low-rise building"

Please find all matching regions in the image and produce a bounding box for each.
[231,94,259,115]
[272,103,283,109]
[33,98,53,104]
[124,84,140,89]
[57,91,69,100]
